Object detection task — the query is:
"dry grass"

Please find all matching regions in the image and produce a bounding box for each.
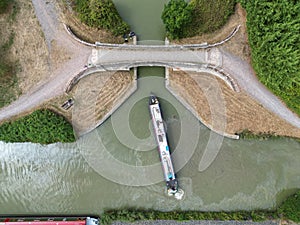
[168,3,300,138]
[6,0,50,94]
[42,70,134,135]
[70,70,133,135]
[174,3,251,62]
[169,69,300,138]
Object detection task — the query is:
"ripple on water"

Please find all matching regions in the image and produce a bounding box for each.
[0,75,299,213]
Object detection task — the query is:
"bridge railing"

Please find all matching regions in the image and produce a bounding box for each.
[64,24,241,50]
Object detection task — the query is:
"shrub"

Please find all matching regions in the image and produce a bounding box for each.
[0,109,75,144]
[161,0,236,39]
[239,0,300,116]
[161,0,194,39]
[73,0,129,36]
[278,191,300,222]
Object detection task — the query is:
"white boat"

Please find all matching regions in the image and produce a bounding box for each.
[149,94,184,200]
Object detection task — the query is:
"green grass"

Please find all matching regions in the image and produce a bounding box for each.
[237,130,300,141]
[100,209,274,225]
[100,190,300,224]
[0,109,75,144]
[0,61,20,108]
[278,191,300,222]
[0,0,20,108]
[239,0,300,116]
[237,129,279,140]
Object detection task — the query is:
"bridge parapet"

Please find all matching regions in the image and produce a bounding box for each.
[64,24,241,50]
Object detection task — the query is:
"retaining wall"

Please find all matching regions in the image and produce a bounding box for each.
[165,67,240,140]
[64,24,241,50]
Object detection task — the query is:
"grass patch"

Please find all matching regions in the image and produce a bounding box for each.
[278,191,300,222]
[8,1,19,22]
[100,190,300,224]
[0,60,20,108]
[239,0,300,116]
[100,209,275,225]
[0,0,18,22]
[237,129,279,140]
[0,0,20,108]
[0,109,75,144]
[0,30,20,108]
[0,0,13,14]
[237,130,300,141]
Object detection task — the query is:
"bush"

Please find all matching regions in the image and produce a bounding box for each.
[0,109,75,144]
[187,0,236,36]
[278,191,300,222]
[73,0,129,36]
[161,0,194,39]
[161,0,236,39]
[239,0,300,116]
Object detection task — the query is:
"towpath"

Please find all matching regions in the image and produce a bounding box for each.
[0,0,90,121]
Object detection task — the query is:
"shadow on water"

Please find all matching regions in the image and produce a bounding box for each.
[137,67,165,78]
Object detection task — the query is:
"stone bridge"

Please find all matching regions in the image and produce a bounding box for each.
[66,47,240,93]
[62,25,300,132]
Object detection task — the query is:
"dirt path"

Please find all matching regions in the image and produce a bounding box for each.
[221,50,300,130]
[172,3,300,132]
[0,0,91,122]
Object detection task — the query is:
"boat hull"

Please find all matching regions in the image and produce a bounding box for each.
[149,95,178,193]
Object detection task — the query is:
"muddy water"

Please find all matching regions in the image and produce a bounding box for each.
[0,73,299,215]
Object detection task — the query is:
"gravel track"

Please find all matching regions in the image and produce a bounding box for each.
[221,50,300,129]
[0,0,91,121]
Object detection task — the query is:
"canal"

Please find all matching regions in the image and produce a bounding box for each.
[0,0,299,215]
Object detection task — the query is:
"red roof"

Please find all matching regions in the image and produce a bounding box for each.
[1,221,86,225]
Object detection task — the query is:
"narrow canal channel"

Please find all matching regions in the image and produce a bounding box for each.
[0,0,299,216]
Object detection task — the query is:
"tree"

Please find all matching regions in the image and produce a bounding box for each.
[161,0,194,39]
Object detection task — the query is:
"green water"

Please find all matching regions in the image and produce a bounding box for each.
[0,0,299,216]
[0,75,299,214]
[113,0,169,42]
